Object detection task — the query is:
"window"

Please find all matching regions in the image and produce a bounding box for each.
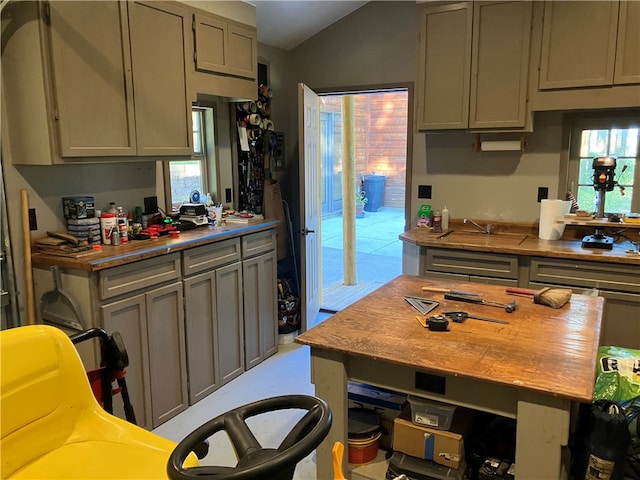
[165,107,215,212]
[568,113,640,216]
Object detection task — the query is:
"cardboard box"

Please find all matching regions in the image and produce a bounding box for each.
[393,404,473,469]
[348,382,407,450]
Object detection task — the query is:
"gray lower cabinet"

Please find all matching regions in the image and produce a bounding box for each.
[101,280,188,429]
[422,248,519,286]
[242,231,278,370]
[422,247,640,349]
[528,257,640,349]
[243,249,278,370]
[182,238,244,405]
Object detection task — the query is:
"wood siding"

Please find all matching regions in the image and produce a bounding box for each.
[321,92,408,209]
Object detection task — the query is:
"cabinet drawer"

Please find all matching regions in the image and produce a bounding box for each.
[425,248,518,280]
[99,253,181,300]
[242,230,276,259]
[529,257,640,294]
[182,238,241,276]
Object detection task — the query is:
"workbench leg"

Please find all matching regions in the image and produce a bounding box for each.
[516,391,571,480]
[310,347,348,480]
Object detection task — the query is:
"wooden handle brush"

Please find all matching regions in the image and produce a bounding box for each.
[505,287,572,309]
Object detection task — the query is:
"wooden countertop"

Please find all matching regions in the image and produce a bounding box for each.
[31,220,280,272]
[296,274,603,403]
[400,224,640,266]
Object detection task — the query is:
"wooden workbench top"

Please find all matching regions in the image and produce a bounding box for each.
[30,220,280,272]
[401,224,640,266]
[297,274,603,403]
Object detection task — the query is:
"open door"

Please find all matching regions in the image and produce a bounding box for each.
[298,83,320,331]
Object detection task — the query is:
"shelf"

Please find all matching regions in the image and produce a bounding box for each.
[556,215,640,228]
[349,449,389,480]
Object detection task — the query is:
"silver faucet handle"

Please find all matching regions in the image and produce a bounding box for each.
[486,224,494,234]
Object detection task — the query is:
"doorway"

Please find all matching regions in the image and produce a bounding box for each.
[318,89,409,313]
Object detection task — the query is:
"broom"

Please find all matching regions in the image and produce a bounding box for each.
[505,287,572,309]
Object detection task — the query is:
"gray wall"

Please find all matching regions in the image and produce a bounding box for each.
[260,1,567,237]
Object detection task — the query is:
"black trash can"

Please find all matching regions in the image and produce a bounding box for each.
[362,174,386,212]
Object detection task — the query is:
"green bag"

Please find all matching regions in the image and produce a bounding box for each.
[594,346,640,402]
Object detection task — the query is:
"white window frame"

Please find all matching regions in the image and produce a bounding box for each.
[566,110,640,215]
[164,106,217,212]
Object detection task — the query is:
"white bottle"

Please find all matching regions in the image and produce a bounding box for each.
[441,206,450,230]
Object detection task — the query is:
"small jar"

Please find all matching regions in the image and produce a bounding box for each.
[433,211,442,232]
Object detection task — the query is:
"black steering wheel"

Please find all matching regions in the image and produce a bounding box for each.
[167,395,332,480]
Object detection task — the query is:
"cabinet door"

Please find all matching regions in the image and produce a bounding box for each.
[227,24,257,80]
[128,1,192,155]
[184,270,220,404]
[614,1,640,85]
[417,2,472,130]
[47,1,136,156]
[193,13,227,74]
[243,250,278,370]
[216,262,244,384]
[145,281,188,427]
[469,1,532,129]
[101,293,152,429]
[539,2,619,89]
[599,290,640,349]
[193,13,257,80]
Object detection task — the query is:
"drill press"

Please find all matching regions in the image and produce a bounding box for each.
[582,156,617,249]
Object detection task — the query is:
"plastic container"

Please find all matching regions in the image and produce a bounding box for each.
[100,213,117,245]
[362,174,386,212]
[348,431,381,464]
[407,395,456,430]
[442,206,450,230]
[348,408,381,464]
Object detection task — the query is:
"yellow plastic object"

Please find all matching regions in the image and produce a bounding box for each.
[1,325,197,479]
[332,441,346,480]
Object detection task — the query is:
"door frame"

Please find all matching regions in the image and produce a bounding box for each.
[299,83,414,329]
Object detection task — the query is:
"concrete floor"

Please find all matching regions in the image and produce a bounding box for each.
[320,207,405,312]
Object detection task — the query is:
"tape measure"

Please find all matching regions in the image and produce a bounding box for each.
[426,315,449,332]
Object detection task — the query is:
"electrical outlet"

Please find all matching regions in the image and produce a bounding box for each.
[225,188,232,203]
[418,185,432,199]
[29,208,38,231]
[537,187,549,202]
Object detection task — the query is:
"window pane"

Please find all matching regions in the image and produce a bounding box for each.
[576,186,595,212]
[610,128,638,157]
[169,160,204,208]
[580,129,609,157]
[192,110,203,155]
[604,187,631,213]
[577,158,594,185]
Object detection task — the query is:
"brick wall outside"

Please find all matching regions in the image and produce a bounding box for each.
[321,91,408,209]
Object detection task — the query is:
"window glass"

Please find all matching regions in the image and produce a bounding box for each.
[575,124,638,214]
[166,107,210,211]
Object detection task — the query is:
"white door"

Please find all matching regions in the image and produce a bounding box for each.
[298,83,320,331]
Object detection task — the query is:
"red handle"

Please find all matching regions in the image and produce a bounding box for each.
[505,287,536,296]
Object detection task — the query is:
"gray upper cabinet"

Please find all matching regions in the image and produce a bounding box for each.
[3,0,192,163]
[539,1,640,89]
[417,2,472,130]
[47,1,137,157]
[128,1,192,156]
[615,1,640,85]
[193,12,257,80]
[469,1,532,129]
[417,1,532,131]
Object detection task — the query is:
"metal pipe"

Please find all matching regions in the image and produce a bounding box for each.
[463,218,493,234]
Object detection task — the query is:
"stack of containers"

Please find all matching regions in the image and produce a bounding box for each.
[62,196,100,243]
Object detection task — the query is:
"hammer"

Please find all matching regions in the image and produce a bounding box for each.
[444,293,517,313]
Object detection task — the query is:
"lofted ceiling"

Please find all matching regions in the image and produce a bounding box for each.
[251,1,369,51]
